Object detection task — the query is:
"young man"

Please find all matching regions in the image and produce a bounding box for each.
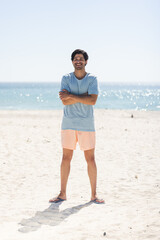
[49,49,104,204]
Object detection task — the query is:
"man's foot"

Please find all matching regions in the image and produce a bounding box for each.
[91,197,105,204]
[49,194,66,203]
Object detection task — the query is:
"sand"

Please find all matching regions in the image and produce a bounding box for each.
[0,109,160,240]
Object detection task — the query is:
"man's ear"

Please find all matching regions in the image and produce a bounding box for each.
[85,60,88,66]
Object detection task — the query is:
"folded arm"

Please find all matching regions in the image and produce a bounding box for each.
[59,89,98,105]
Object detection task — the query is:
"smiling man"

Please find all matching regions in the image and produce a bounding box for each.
[49,49,104,204]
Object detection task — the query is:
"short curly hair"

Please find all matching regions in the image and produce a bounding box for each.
[71,49,89,61]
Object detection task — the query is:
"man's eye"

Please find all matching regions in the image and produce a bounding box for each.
[74,59,84,61]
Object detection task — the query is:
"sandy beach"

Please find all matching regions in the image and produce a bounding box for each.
[0,109,160,240]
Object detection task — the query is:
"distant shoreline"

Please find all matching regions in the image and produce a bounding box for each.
[0,82,160,86]
[0,83,159,111]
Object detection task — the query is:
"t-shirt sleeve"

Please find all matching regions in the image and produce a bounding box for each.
[60,76,70,92]
[88,77,99,95]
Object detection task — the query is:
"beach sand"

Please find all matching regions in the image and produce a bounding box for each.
[0,109,160,240]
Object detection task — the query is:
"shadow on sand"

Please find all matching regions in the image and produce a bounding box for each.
[18,201,92,233]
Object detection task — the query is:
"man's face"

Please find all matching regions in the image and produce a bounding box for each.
[72,54,87,70]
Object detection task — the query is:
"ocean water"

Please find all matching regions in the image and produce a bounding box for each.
[0,82,160,111]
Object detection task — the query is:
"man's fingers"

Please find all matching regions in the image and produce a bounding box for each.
[62,89,68,93]
[59,91,70,101]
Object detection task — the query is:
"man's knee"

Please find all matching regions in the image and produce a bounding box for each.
[62,148,73,162]
[86,155,95,163]
[84,149,95,162]
[62,154,72,162]
[84,150,95,164]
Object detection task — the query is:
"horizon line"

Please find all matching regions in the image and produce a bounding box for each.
[0,81,160,86]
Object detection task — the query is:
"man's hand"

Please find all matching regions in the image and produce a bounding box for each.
[59,89,78,105]
[59,89,70,101]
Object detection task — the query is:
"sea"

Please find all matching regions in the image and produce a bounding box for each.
[0,82,160,111]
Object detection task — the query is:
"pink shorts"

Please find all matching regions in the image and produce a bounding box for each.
[61,130,95,151]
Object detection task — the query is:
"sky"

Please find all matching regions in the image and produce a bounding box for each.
[0,0,160,84]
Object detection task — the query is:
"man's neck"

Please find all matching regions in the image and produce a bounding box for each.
[74,70,87,80]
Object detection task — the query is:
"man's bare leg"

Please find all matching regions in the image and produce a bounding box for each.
[84,148,104,203]
[60,148,73,198]
[49,148,73,202]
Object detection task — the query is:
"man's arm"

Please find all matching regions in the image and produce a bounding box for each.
[70,93,98,105]
[59,89,98,105]
[61,98,78,105]
[59,89,78,105]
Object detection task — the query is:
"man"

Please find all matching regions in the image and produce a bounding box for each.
[49,49,104,204]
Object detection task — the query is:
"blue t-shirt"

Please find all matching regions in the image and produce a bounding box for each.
[60,72,98,132]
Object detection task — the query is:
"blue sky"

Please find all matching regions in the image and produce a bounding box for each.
[0,0,160,84]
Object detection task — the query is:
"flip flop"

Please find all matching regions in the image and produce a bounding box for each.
[49,197,66,203]
[91,198,105,204]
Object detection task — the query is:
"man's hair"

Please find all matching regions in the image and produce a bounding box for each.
[71,49,89,61]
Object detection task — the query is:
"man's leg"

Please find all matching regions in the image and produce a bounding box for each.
[84,148,104,203]
[49,148,73,202]
[60,148,73,198]
[84,148,97,200]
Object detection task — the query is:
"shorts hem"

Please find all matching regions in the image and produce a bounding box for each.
[80,146,95,151]
[62,145,76,150]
